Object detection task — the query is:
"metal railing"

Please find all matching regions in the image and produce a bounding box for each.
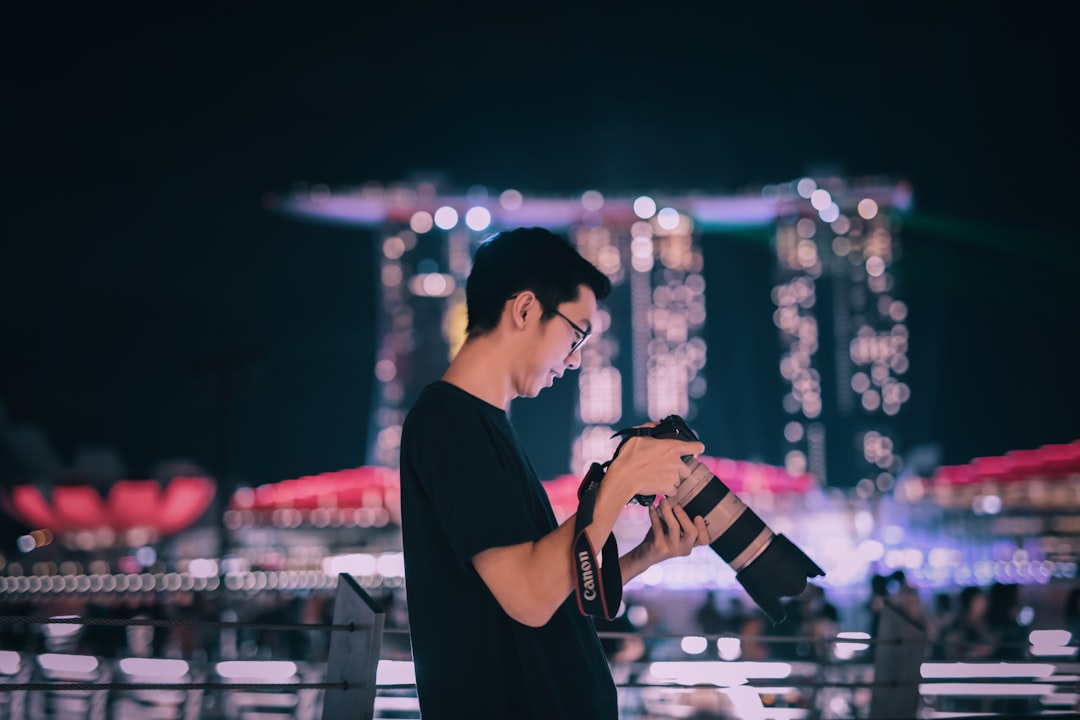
[0,573,383,720]
[0,587,1077,719]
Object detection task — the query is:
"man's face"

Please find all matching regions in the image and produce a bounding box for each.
[518,285,598,398]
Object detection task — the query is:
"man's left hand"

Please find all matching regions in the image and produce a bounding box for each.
[640,497,710,563]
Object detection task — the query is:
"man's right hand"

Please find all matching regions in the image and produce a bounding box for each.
[603,434,705,503]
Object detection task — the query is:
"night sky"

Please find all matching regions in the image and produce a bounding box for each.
[2,5,1077,496]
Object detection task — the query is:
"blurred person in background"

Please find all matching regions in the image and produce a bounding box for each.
[736,611,771,660]
[787,583,839,661]
[927,591,955,660]
[1064,586,1080,641]
[806,586,841,658]
[893,584,931,658]
[400,227,709,719]
[722,596,748,637]
[986,582,1032,716]
[864,573,889,661]
[987,582,1025,660]
[938,585,995,715]
[691,590,748,660]
[694,590,728,650]
[942,585,994,660]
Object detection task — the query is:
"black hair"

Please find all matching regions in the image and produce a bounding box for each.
[465,227,611,336]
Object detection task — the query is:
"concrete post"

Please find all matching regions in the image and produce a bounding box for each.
[322,574,385,720]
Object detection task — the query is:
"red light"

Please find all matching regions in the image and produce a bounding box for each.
[4,476,215,538]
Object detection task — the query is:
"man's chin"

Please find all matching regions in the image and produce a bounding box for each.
[528,381,551,398]
[520,374,556,398]
[514,384,540,399]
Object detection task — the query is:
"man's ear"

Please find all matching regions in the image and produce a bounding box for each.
[509,291,536,329]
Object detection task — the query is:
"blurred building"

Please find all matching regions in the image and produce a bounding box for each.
[892,440,1080,587]
[280,177,912,483]
[770,178,912,489]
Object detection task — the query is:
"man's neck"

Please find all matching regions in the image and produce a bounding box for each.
[441,336,515,410]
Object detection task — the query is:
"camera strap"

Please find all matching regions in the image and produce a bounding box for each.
[573,461,622,620]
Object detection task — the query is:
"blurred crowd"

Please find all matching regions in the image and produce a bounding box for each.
[4,575,1076,668]
[0,589,346,664]
[590,571,1080,669]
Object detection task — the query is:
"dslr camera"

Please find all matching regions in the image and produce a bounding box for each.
[617,415,824,624]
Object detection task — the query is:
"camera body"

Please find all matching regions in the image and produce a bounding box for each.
[619,415,824,624]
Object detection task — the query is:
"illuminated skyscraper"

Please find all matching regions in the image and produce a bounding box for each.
[771,177,913,488]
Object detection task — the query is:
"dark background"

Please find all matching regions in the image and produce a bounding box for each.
[2,4,1077,493]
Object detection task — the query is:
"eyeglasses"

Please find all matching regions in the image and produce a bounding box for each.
[509,294,592,357]
[548,305,591,357]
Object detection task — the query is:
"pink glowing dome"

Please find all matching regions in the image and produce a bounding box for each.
[3,476,216,537]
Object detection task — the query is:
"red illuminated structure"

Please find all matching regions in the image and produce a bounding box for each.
[227,465,401,527]
[899,439,1080,509]
[932,441,1080,486]
[2,476,216,542]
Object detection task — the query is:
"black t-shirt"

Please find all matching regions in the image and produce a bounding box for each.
[400,381,617,719]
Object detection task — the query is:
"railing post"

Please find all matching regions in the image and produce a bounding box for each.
[322,573,385,720]
[869,598,925,720]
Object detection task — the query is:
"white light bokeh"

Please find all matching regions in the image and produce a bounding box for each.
[499,189,523,210]
[216,660,298,681]
[376,659,416,685]
[38,653,99,674]
[633,195,657,218]
[0,651,19,675]
[433,206,458,230]
[818,202,841,223]
[581,189,604,211]
[409,211,433,234]
[656,207,680,230]
[796,178,817,198]
[810,188,832,211]
[858,198,879,219]
[188,558,218,578]
[680,635,708,655]
[464,206,491,231]
[119,658,190,679]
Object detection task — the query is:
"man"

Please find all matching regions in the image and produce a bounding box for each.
[400,226,708,718]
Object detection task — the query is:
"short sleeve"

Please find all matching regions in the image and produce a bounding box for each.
[403,393,541,568]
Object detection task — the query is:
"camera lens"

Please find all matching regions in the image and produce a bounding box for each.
[626,416,824,624]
